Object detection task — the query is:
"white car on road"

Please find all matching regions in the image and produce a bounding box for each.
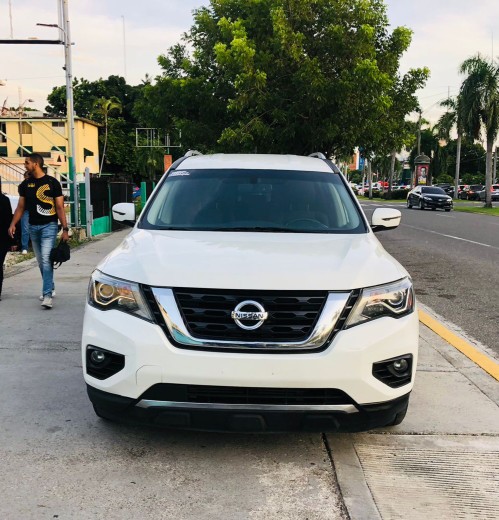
[82,152,418,432]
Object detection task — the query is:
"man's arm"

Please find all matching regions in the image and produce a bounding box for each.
[55,195,69,242]
[8,197,25,238]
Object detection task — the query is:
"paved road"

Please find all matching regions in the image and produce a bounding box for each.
[362,201,499,357]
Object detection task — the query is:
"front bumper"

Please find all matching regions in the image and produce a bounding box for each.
[82,303,419,431]
[88,384,411,432]
[423,198,452,209]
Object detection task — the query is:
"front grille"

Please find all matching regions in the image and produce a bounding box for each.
[173,288,328,342]
[141,383,355,406]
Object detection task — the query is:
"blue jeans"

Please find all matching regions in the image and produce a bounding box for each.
[30,222,58,297]
[21,210,30,251]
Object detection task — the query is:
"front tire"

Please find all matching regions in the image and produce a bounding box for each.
[406,199,412,209]
[419,200,425,210]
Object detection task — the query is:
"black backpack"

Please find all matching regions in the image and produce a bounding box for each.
[50,240,71,268]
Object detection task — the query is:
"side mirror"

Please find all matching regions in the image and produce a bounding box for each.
[112,202,136,227]
[371,208,401,232]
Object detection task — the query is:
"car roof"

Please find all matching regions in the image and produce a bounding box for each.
[178,153,334,173]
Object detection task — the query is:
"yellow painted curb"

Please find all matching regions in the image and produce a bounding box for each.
[419,310,499,382]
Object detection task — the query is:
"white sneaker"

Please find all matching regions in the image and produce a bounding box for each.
[21,250,28,254]
[41,296,53,309]
[39,290,56,301]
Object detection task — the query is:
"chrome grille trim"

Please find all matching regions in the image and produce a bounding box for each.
[151,288,351,350]
[136,400,359,413]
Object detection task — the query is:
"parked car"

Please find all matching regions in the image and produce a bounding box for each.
[466,184,484,201]
[406,186,453,211]
[82,152,418,433]
[478,184,499,202]
[457,184,469,199]
[433,183,455,197]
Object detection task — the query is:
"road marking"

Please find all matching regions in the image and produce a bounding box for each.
[403,224,499,250]
[419,310,499,381]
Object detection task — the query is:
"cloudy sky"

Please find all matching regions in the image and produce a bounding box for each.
[1,0,498,125]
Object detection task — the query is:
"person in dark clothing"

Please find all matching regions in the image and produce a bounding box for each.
[9,153,69,309]
[0,182,18,301]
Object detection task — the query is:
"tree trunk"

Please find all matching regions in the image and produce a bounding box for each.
[485,139,493,208]
[454,133,461,200]
[388,150,396,192]
[368,159,373,199]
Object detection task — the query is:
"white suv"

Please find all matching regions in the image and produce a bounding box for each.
[82,152,418,432]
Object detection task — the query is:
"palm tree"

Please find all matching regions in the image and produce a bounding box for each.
[459,55,499,208]
[93,97,122,175]
[437,96,464,199]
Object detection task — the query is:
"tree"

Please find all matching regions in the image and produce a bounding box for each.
[437,96,464,199]
[92,97,122,174]
[46,76,146,175]
[459,54,499,207]
[135,0,428,157]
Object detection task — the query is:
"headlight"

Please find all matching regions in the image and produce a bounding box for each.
[423,196,432,201]
[345,277,414,328]
[88,270,152,321]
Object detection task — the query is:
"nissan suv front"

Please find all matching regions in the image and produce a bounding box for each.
[82,153,418,432]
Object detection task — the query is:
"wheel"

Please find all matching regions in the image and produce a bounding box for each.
[445,208,451,212]
[431,207,436,211]
[406,199,412,209]
[419,200,425,210]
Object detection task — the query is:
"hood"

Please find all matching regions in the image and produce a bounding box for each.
[97,229,408,291]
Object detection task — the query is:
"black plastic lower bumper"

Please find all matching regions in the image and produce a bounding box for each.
[87,385,410,433]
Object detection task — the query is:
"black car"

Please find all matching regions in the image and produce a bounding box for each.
[406,186,453,211]
[466,184,484,200]
[433,183,455,197]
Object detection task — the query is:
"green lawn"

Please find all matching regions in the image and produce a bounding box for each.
[452,205,499,217]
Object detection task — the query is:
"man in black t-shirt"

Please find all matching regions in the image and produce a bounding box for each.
[9,153,69,309]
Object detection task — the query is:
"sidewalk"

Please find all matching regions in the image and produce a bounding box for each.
[328,317,499,520]
[1,230,498,520]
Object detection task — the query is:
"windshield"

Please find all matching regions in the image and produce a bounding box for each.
[422,187,446,195]
[140,168,366,233]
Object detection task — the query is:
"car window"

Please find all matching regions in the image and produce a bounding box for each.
[421,187,446,194]
[141,168,366,233]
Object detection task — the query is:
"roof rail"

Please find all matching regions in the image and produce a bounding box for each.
[308,152,326,159]
[184,150,203,158]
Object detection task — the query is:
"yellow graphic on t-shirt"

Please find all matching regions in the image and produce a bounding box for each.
[36,184,56,216]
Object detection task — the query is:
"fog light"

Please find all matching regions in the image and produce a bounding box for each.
[392,359,409,372]
[90,350,106,364]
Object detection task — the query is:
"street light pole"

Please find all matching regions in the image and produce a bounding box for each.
[61,0,78,227]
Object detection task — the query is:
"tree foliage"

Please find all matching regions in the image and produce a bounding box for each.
[459,54,499,207]
[135,0,428,157]
[46,76,147,175]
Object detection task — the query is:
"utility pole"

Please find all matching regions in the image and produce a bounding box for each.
[61,0,78,227]
[0,0,79,228]
[417,109,422,156]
